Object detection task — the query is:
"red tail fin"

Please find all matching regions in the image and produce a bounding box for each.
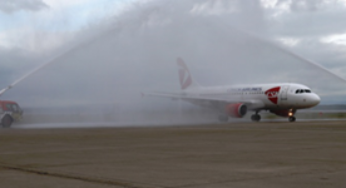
[177,58,200,90]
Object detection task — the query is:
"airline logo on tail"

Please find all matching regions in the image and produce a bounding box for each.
[177,58,192,90]
[265,86,281,104]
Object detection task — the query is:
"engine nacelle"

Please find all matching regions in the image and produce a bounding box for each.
[225,103,247,118]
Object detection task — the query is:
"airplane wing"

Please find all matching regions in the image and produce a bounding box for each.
[143,91,265,110]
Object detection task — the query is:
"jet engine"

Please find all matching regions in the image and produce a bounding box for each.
[225,103,247,118]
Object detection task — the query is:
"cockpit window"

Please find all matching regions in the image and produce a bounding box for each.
[295,89,312,94]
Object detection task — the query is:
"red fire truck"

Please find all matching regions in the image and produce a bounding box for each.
[0,100,23,128]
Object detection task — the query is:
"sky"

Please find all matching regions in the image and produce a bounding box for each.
[1,0,346,110]
[0,0,135,51]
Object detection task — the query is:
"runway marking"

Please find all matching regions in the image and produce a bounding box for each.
[168,167,346,188]
[0,163,163,188]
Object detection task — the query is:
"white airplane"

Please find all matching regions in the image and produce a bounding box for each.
[146,58,321,122]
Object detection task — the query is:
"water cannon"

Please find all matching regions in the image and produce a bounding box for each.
[0,85,13,97]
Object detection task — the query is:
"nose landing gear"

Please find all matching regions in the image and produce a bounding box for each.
[288,109,296,122]
[288,116,296,122]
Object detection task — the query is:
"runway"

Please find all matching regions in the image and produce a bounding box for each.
[1,121,346,188]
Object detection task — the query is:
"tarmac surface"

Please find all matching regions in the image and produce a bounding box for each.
[1,121,346,188]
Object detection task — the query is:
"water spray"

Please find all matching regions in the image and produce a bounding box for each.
[261,37,346,83]
[237,27,346,83]
[0,61,54,96]
[0,31,107,97]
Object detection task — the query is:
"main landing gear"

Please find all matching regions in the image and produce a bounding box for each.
[251,113,261,122]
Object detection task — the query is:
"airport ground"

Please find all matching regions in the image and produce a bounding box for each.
[1,121,346,188]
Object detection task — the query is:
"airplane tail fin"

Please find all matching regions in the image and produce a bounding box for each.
[177,58,201,90]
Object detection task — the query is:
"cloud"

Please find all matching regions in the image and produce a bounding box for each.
[0,0,49,13]
[0,0,136,52]
[321,33,346,45]
[269,0,340,12]
[262,0,346,37]
[284,0,325,12]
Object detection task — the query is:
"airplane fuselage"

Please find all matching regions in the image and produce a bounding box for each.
[183,83,320,111]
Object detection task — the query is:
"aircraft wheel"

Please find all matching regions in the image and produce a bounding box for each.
[218,115,229,123]
[1,115,13,128]
[251,114,261,122]
[289,116,296,122]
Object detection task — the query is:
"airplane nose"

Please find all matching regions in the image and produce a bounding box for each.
[311,94,321,106]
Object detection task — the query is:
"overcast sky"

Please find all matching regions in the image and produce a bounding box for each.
[0,0,135,51]
[1,0,346,108]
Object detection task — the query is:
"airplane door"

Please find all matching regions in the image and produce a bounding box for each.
[280,85,289,106]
